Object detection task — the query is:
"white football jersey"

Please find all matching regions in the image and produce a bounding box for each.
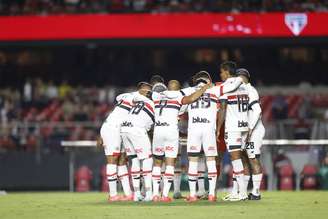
[104,92,136,126]
[247,83,265,131]
[153,91,184,130]
[187,85,219,130]
[121,93,155,131]
[220,78,249,132]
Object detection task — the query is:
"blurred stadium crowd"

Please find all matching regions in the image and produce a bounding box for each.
[1,0,328,15]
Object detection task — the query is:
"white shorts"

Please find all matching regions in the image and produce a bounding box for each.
[187,128,217,157]
[152,128,179,158]
[224,131,248,152]
[246,124,265,158]
[100,122,123,156]
[121,128,152,160]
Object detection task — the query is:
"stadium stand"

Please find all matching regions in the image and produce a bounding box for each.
[0,0,327,16]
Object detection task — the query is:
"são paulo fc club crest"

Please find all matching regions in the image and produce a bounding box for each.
[285,13,308,36]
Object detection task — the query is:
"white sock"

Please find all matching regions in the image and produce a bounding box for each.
[188,161,198,197]
[163,165,174,197]
[173,171,181,194]
[107,164,117,197]
[231,159,246,195]
[252,174,263,196]
[197,158,206,194]
[118,165,131,196]
[131,158,141,195]
[152,166,162,196]
[142,158,153,198]
[244,175,251,191]
[231,173,239,195]
[206,160,217,196]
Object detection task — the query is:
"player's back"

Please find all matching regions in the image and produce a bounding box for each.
[221,78,249,132]
[105,92,135,126]
[122,94,155,131]
[153,91,183,130]
[187,86,219,130]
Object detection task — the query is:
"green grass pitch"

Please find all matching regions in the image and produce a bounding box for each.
[0,192,327,219]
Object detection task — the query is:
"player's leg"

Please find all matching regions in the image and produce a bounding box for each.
[246,126,265,200]
[117,152,133,200]
[151,130,164,201]
[241,150,251,190]
[134,131,153,201]
[101,124,121,201]
[197,154,207,199]
[122,132,142,201]
[186,129,201,201]
[203,129,218,202]
[161,131,179,201]
[226,131,247,201]
[173,154,182,198]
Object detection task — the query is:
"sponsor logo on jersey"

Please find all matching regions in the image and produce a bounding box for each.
[165,146,174,151]
[238,121,248,128]
[122,121,133,127]
[155,121,170,127]
[192,117,210,124]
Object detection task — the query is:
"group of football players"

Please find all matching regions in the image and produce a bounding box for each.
[98,61,265,203]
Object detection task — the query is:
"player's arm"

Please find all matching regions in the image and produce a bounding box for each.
[181,83,211,105]
[246,101,262,142]
[216,99,227,141]
[219,77,243,95]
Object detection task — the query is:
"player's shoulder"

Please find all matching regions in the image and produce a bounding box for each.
[181,86,195,96]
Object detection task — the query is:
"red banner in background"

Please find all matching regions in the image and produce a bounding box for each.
[0,12,327,41]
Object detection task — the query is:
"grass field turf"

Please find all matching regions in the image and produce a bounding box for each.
[0,192,327,219]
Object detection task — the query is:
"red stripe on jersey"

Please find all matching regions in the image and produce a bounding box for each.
[154,100,181,105]
[220,85,223,96]
[122,100,132,106]
[209,93,218,100]
[144,102,154,113]
[227,95,237,100]
[188,173,199,176]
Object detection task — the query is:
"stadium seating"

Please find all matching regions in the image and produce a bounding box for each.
[75,165,93,192]
[278,164,295,190]
[300,164,318,190]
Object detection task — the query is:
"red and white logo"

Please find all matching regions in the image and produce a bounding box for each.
[285,13,307,36]
[165,146,174,151]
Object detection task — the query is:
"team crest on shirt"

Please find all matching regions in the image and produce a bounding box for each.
[285,13,307,36]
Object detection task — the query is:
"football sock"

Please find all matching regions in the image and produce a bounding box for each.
[252,173,263,196]
[197,157,206,194]
[152,166,162,197]
[206,160,217,196]
[142,158,153,198]
[231,159,246,195]
[188,161,198,197]
[244,175,251,191]
[231,173,239,195]
[162,165,174,197]
[173,171,181,194]
[118,165,132,196]
[107,163,117,197]
[131,158,141,195]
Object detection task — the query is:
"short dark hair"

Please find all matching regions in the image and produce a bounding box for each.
[220,61,237,75]
[150,75,165,85]
[193,71,212,85]
[137,81,152,90]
